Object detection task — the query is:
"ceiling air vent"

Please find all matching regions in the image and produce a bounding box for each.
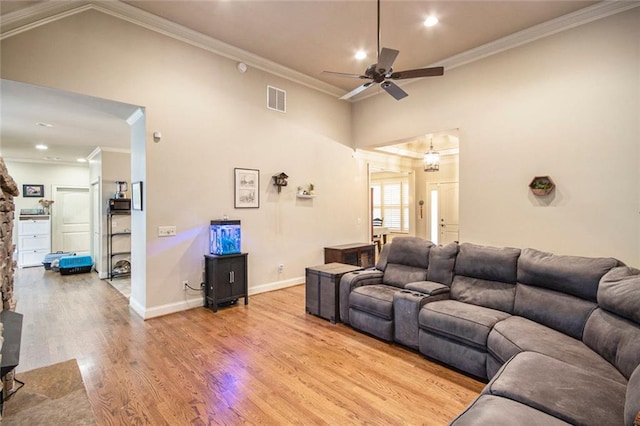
[267,85,286,113]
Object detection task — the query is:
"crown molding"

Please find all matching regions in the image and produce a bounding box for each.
[354,0,640,102]
[2,1,638,102]
[0,1,344,98]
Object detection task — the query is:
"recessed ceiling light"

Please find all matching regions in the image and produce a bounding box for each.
[424,16,439,27]
[36,122,53,128]
[355,50,367,60]
[76,158,87,163]
[35,144,48,150]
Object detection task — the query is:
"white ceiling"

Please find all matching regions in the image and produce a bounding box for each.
[0,79,139,164]
[0,0,610,163]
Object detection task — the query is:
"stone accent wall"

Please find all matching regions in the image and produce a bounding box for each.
[0,157,19,311]
[0,157,19,403]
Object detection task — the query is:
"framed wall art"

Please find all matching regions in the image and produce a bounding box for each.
[132,181,143,211]
[234,168,259,208]
[23,184,44,198]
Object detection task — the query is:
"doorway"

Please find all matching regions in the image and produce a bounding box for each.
[427,181,459,245]
[51,185,90,255]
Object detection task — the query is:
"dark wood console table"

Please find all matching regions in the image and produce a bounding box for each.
[324,243,375,268]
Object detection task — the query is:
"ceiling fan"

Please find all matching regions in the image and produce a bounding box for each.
[323,0,444,101]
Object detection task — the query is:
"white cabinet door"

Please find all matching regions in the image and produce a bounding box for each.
[18,216,51,267]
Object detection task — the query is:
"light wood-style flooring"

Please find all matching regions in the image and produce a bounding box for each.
[12,267,484,425]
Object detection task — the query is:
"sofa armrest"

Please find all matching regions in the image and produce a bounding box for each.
[339,270,384,324]
[404,280,450,297]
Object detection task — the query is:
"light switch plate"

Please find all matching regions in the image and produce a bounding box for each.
[158,226,176,237]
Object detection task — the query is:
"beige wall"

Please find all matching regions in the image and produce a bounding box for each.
[1,9,366,317]
[353,9,640,266]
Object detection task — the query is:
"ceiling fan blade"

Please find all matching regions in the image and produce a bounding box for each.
[381,81,408,101]
[389,66,444,80]
[375,47,399,74]
[322,71,369,79]
[339,82,375,100]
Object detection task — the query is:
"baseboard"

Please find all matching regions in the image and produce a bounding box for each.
[131,277,304,320]
[249,276,304,295]
[130,296,204,319]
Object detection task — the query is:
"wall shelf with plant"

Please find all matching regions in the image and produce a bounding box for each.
[529,176,555,196]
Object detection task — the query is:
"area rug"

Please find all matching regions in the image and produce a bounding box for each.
[2,359,95,425]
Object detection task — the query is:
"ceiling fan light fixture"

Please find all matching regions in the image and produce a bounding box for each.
[424,15,439,27]
[424,140,440,172]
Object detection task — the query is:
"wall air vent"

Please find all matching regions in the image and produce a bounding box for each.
[267,85,286,113]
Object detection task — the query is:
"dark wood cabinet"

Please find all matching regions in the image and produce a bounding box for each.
[324,243,375,268]
[204,253,248,312]
[306,262,363,323]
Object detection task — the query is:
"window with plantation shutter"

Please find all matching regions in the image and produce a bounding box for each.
[371,177,409,233]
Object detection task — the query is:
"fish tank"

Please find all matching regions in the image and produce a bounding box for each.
[209,220,241,255]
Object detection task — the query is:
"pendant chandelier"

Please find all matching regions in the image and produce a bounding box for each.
[424,139,440,172]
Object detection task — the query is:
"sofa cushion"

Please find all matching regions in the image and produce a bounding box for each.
[488,316,627,384]
[517,248,619,302]
[598,266,640,324]
[426,241,458,286]
[484,352,626,426]
[583,308,640,380]
[454,243,520,284]
[450,395,571,426]
[451,276,515,313]
[382,264,427,288]
[419,300,510,349]
[349,284,397,320]
[514,283,596,339]
[626,365,640,426]
[385,236,433,269]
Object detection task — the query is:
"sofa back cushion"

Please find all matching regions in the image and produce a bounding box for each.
[385,236,433,269]
[583,308,640,380]
[426,242,459,286]
[598,266,640,324]
[382,237,432,288]
[451,243,520,312]
[514,284,597,340]
[517,248,619,302]
[382,264,428,288]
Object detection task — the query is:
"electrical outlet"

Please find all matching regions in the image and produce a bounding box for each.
[182,280,189,291]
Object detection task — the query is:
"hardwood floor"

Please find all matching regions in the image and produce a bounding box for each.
[12,267,484,425]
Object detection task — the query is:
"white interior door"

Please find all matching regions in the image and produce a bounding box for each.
[52,186,90,255]
[427,181,459,245]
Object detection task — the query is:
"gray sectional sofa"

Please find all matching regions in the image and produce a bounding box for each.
[338,236,640,426]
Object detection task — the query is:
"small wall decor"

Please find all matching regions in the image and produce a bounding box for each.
[235,168,260,208]
[529,176,555,196]
[296,183,316,198]
[23,184,44,197]
[132,181,143,211]
[272,172,288,193]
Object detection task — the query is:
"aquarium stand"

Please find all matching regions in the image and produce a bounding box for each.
[204,253,248,312]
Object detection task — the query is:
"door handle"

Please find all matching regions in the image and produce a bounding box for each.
[229,271,235,283]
